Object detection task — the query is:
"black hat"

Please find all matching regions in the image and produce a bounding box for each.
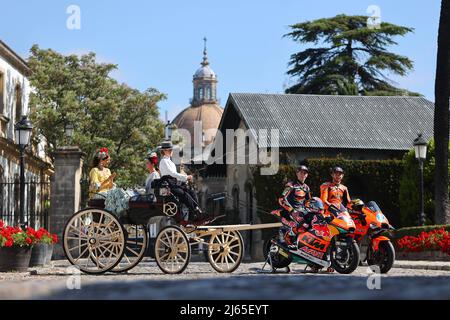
[297,165,309,172]
[160,140,173,150]
[331,166,344,173]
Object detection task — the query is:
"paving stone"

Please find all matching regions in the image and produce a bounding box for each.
[0,259,449,299]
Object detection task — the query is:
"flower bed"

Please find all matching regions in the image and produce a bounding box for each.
[396,227,450,261]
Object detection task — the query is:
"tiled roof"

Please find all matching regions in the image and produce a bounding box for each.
[225,93,435,150]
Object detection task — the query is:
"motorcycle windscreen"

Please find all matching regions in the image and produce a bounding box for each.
[366,201,389,224]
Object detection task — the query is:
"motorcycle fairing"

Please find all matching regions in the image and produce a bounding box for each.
[371,236,390,251]
[289,245,331,268]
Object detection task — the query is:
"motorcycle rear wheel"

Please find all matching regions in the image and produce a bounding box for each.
[331,240,360,274]
[264,236,292,269]
[367,241,395,274]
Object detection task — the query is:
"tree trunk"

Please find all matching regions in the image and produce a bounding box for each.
[434,0,450,224]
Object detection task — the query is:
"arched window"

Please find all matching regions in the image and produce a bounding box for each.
[0,71,4,114]
[245,181,254,257]
[212,86,216,100]
[232,185,240,215]
[199,87,204,100]
[0,166,3,221]
[206,86,211,100]
[15,84,22,122]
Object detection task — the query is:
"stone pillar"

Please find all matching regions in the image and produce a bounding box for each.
[49,147,84,259]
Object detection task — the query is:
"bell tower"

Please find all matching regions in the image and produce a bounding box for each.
[192,37,218,107]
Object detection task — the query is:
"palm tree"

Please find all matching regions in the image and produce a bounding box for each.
[434,0,450,224]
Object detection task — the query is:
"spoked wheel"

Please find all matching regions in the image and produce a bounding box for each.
[111,224,148,273]
[207,230,244,273]
[63,208,125,274]
[155,226,190,274]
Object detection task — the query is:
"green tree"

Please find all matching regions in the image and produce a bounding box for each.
[28,45,166,187]
[433,0,450,224]
[399,140,450,226]
[284,14,419,96]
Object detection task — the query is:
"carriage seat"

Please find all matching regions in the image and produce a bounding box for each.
[151,178,173,197]
[87,198,105,208]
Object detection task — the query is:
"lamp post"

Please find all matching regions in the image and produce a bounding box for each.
[64,123,74,146]
[14,115,33,226]
[165,121,175,141]
[413,133,428,226]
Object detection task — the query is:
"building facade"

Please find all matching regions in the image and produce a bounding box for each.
[0,40,53,228]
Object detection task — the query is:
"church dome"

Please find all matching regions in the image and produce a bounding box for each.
[172,104,223,145]
[194,65,216,78]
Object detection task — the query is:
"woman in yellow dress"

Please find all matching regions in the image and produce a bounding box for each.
[89,147,117,199]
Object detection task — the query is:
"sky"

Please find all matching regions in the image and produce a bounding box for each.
[0,0,442,121]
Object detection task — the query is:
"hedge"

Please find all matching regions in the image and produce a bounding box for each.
[399,139,450,226]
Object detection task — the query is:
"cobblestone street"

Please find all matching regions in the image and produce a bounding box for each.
[1,258,450,300]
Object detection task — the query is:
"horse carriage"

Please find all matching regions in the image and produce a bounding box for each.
[62,179,264,275]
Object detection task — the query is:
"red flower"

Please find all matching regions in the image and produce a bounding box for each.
[5,239,13,247]
[26,237,32,245]
[51,234,58,244]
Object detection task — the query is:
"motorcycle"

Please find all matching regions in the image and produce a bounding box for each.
[349,200,395,273]
[265,202,360,274]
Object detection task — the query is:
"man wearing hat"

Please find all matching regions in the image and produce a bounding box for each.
[320,166,352,215]
[270,165,312,247]
[158,140,204,221]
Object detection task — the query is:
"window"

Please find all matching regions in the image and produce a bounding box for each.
[199,87,204,99]
[206,86,211,100]
[0,166,3,220]
[15,84,22,122]
[0,72,4,114]
[14,174,19,225]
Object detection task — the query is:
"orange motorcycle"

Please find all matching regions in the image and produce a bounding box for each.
[265,198,360,274]
[349,199,395,273]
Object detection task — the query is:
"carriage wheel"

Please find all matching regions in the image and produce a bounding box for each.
[155,226,190,274]
[111,224,148,273]
[207,230,244,273]
[63,208,125,274]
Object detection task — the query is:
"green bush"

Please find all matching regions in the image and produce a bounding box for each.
[399,140,450,226]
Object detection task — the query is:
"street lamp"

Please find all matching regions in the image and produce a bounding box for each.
[14,115,33,226]
[64,123,74,145]
[165,121,175,140]
[413,132,428,226]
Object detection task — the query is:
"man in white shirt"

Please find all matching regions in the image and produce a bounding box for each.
[159,140,204,221]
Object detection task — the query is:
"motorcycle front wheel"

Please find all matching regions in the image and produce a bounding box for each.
[367,240,395,274]
[331,239,360,274]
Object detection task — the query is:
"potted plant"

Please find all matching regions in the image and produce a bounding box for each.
[0,220,36,272]
[39,228,57,266]
[28,227,45,267]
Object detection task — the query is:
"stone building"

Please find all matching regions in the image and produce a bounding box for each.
[204,93,436,260]
[0,39,53,227]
